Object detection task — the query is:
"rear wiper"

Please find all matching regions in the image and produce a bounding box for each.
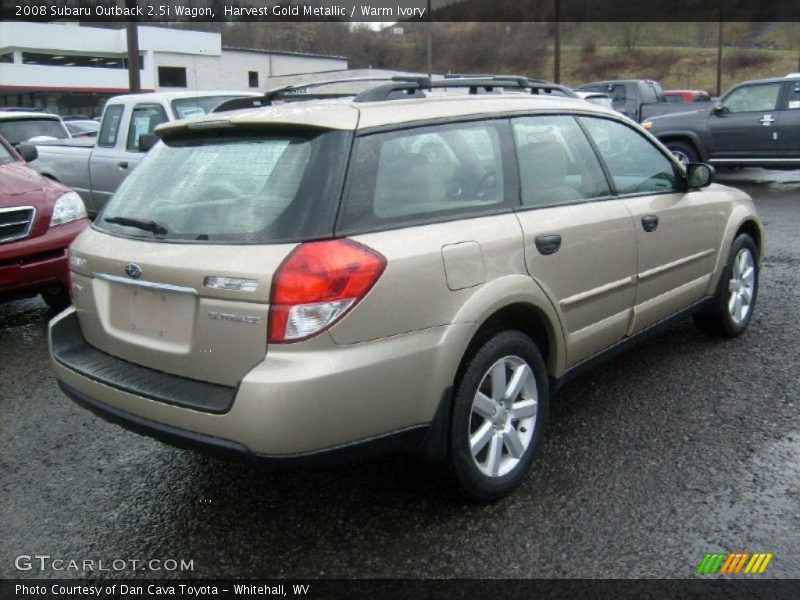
[104,216,169,236]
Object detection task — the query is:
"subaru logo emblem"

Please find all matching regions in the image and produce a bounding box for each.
[125,263,142,279]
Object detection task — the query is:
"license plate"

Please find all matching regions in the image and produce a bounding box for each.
[107,283,196,347]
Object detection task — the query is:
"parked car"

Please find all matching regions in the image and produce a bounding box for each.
[0,107,50,113]
[664,89,712,104]
[49,77,762,501]
[575,90,613,109]
[643,75,800,167]
[576,79,708,122]
[0,111,70,146]
[30,91,260,217]
[64,120,100,139]
[0,136,88,310]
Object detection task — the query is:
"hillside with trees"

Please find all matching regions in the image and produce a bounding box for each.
[156,21,800,93]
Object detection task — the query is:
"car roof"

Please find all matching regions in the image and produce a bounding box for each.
[578,79,653,86]
[106,91,263,104]
[157,94,616,135]
[0,111,62,121]
[735,75,800,86]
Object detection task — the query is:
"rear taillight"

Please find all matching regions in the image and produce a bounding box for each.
[268,239,386,343]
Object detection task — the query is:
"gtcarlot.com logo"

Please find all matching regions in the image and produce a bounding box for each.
[696,552,773,575]
[14,554,194,572]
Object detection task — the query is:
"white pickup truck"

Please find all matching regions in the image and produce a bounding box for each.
[31,91,259,216]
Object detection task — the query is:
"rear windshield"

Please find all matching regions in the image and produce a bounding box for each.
[0,118,69,145]
[96,129,349,244]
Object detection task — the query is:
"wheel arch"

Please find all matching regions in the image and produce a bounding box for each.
[735,219,763,259]
[455,303,558,385]
[706,207,765,296]
[416,301,560,464]
[655,132,707,162]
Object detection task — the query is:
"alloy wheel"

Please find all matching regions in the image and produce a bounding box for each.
[728,248,755,325]
[468,356,538,477]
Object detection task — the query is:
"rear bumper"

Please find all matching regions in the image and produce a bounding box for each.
[49,308,469,459]
[0,218,87,300]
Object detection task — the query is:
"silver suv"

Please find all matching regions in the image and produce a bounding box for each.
[49,77,763,501]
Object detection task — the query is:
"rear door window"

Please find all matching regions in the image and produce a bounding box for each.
[97,105,124,148]
[784,81,800,110]
[512,115,610,207]
[339,121,510,233]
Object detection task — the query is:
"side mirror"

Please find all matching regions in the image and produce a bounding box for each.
[138,133,159,153]
[712,104,728,115]
[17,142,38,162]
[687,163,715,188]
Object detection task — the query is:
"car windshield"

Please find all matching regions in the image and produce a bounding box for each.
[0,118,69,144]
[66,121,100,135]
[96,130,349,244]
[171,96,252,119]
[0,141,14,163]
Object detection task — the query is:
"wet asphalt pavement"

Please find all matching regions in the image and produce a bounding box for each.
[0,169,798,580]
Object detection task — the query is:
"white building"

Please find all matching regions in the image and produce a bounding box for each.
[0,22,348,116]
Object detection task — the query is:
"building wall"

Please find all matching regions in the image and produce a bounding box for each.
[153,51,347,91]
[0,22,347,111]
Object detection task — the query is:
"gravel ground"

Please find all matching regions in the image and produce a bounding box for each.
[1,169,798,579]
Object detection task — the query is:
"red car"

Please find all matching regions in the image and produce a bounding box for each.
[663,89,712,104]
[0,136,88,310]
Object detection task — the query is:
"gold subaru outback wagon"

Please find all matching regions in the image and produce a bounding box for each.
[49,77,763,501]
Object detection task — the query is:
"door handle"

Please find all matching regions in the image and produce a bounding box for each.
[759,114,775,125]
[117,161,128,169]
[535,234,561,255]
[641,215,659,232]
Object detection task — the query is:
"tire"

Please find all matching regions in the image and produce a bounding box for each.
[665,140,699,166]
[693,234,758,337]
[41,286,71,312]
[449,330,549,502]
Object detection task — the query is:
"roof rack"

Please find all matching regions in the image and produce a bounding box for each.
[211,75,576,113]
[212,77,404,113]
[353,76,578,102]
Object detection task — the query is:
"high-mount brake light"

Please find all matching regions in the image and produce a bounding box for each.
[268,239,386,343]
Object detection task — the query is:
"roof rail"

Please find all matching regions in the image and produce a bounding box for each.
[212,74,577,112]
[212,77,408,113]
[353,75,577,102]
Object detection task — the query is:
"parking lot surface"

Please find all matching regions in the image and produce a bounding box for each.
[1,170,798,579]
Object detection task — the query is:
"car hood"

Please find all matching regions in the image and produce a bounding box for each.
[0,160,66,208]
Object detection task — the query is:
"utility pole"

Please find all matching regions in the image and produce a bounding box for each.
[426,0,432,80]
[715,10,723,97]
[126,0,141,93]
[553,0,561,83]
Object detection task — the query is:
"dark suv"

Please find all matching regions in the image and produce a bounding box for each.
[644,75,800,168]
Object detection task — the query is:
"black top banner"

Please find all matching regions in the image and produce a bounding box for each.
[3,0,800,23]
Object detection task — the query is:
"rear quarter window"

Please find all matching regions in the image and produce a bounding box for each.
[339,121,511,234]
